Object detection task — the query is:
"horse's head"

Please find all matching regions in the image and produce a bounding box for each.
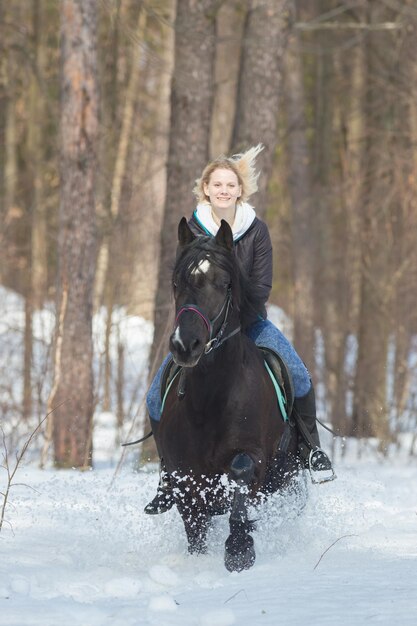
[169,218,238,367]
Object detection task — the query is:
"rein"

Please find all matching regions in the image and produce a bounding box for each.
[175,286,240,355]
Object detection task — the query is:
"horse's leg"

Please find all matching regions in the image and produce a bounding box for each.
[177,501,210,555]
[224,452,256,572]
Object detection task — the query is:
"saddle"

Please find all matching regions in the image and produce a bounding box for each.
[260,347,294,422]
[160,347,294,423]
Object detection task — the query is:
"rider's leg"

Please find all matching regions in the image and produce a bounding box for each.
[245,319,333,473]
[146,353,171,423]
[291,383,333,473]
[144,355,175,515]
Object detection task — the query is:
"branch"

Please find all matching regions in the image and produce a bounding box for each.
[313,534,357,570]
[295,21,404,31]
[224,589,247,604]
[0,419,44,533]
[0,402,67,533]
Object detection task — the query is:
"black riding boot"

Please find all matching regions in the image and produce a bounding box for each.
[293,384,336,483]
[143,417,175,515]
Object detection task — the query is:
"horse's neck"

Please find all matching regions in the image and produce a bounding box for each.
[186,337,243,408]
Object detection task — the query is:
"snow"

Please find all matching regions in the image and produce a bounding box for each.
[1,448,417,626]
[1,289,417,625]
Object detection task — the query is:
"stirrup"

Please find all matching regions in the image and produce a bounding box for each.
[308,448,336,484]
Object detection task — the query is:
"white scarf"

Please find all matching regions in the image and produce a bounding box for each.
[194,202,256,241]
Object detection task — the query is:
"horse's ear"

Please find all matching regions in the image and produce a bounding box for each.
[178,217,196,247]
[215,220,233,251]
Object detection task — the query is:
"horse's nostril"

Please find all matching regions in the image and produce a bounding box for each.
[191,339,200,352]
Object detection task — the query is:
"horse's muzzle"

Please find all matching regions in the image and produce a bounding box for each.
[169,331,204,368]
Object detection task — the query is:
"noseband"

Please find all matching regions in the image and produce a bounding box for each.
[174,287,240,354]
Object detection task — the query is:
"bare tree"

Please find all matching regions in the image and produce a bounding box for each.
[94,4,147,313]
[389,0,417,433]
[23,0,48,421]
[145,0,217,460]
[232,0,291,217]
[128,0,176,320]
[150,0,217,374]
[284,27,315,372]
[352,1,396,444]
[29,0,48,310]
[308,3,360,434]
[48,0,99,468]
[210,0,245,157]
[323,41,364,437]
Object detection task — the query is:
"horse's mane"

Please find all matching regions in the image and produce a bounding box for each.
[174,236,264,330]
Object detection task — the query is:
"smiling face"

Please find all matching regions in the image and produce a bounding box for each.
[203,168,242,217]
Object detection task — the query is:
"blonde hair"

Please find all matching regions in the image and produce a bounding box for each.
[193,144,264,204]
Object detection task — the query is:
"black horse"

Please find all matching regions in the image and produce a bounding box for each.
[156,218,301,572]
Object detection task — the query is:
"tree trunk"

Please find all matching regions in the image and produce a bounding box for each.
[23,293,33,421]
[128,0,175,320]
[232,0,291,217]
[312,11,353,432]
[150,0,217,371]
[22,0,48,422]
[50,0,98,469]
[2,32,18,284]
[328,40,366,436]
[284,29,315,372]
[116,336,124,429]
[102,288,114,413]
[391,1,417,433]
[29,0,48,310]
[351,2,393,444]
[94,5,147,312]
[210,0,245,157]
[145,0,217,461]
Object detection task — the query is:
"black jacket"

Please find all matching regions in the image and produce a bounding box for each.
[189,211,272,324]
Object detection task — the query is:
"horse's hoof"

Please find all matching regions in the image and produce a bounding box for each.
[224,536,256,572]
[224,545,255,572]
[143,493,175,515]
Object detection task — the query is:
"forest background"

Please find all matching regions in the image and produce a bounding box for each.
[1,0,417,469]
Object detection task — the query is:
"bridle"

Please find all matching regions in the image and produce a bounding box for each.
[174,286,241,355]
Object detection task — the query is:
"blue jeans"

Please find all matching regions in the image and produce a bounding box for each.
[146,319,312,421]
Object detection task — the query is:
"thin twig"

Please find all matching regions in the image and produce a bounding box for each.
[224,589,247,604]
[295,21,404,31]
[9,483,42,494]
[313,534,357,571]
[0,401,67,533]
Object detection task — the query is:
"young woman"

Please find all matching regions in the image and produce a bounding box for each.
[144,145,333,515]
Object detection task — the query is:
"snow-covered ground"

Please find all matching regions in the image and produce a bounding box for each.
[1,288,417,625]
[1,440,417,626]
